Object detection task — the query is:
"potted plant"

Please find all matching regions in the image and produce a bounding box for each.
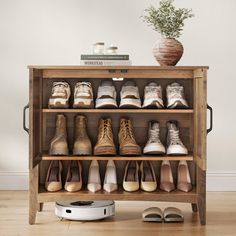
[142,0,194,66]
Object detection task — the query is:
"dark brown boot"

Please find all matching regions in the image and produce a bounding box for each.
[119,118,141,156]
[73,115,92,155]
[94,118,116,156]
[49,114,69,155]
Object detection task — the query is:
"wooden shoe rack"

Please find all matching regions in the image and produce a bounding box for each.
[25,66,211,225]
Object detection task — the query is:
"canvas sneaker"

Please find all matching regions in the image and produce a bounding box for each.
[48,82,71,108]
[166,82,188,108]
[142,82,164,108]
[119,81,141,108]
[166,121,188,155]
[143,121,165,154]
[73,82,94,108]
[95,80,118,108]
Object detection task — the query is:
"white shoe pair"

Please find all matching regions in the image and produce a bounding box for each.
[87,160,118,193]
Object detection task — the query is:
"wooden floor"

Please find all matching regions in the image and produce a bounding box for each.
[0,191,236,236]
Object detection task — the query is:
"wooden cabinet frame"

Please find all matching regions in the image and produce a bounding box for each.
[27,66,208,225]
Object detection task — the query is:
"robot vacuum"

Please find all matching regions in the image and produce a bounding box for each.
[55,201,115,221]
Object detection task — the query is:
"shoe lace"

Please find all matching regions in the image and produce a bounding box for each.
[149,129,161,143]
[120,120,135,142]
[146,86,161,98]
[52,83,67,95]
[75,82,91,95]
[99,120,112,141]
[169,129,183,145]
[169,86,183,99]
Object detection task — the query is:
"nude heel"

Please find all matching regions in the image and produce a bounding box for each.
[87,160,101,193]
[160,160,175,192]
[177,160,192,192]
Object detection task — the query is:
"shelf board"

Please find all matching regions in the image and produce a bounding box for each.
[42,109,194,114]
[42,153,194,161]
[38,186,197,203]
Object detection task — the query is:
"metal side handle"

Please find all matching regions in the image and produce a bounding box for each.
[207,104,213,134]
[23,103,29,133]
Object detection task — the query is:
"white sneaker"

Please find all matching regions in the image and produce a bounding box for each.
[166,121,188,155]
[144,121,165,155]
[166,82,188,108]
[73,82,94,108]
[95,80,118,108]
[142,82,164,108]
[48,82,71,108]
[103,160,118,193]
[87,160,101,192]
[119,81,141,108]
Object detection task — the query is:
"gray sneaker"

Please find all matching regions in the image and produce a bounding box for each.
[119,81,141,108]
[143,121,165,154]
[95,80,118,108]
[166,121,188,155]
[142,82,164,108]
[166,82,188,108]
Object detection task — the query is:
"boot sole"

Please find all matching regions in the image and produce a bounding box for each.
[94,146,116,156]
[49,148,69,156]
[73,149,92,156]
[120,146,141,156]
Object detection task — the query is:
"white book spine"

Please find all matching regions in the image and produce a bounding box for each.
[80,60,132,66]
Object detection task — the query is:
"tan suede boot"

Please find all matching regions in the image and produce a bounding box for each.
[119,118,141,156]
[73,115,92,155]
[94,118,116,156]
[49,114,69,155]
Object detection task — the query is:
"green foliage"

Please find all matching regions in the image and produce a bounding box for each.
[142,0,194,38]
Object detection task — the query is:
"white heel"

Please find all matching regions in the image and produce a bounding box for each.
[87,160,101,193]
[103,160,118,193]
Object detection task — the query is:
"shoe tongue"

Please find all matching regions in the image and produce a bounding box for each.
[148,82,158,87]
[170,82,180,87]
[101,80,113,86]
[124,80,136,87]
[151,122,159,130]
[169,122,177,130]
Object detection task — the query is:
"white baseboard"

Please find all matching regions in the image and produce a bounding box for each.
[0,171,29,190]
[0,171,236,191]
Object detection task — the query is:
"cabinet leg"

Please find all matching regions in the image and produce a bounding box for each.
[38,203,44,212]
[197,166,206,225]
[29,166,38,225]
[191,203,198,212]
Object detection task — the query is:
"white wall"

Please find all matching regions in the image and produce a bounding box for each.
[0,0,236,190]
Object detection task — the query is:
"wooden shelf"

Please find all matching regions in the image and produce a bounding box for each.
[42,108,194,114]
[42,153,194,161]
[38,186,197,203]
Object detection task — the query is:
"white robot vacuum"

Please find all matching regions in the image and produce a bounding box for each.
[55,201,115,221]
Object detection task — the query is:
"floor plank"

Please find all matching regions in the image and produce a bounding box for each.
[0,191,236,236]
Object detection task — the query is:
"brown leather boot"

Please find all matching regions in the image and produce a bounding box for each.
[94,118,116,156]
[73,115,92,155]
[119,118,141,156]
[49,114,69,155]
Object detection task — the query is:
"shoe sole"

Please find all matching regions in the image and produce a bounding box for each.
[143,145,166,155]
[48,99,69,109]
[119,99,141,109]
[167,101,188,109]
[94,146,116,156]
[73,99,94,108]
[49,148,69,156]
[95,98,117,109]
[120,146,141,156]
[73,148,92,156]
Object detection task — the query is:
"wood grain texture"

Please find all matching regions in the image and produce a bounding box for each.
[153,38,184,66]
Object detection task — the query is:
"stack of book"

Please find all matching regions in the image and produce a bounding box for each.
[80,54,132,66]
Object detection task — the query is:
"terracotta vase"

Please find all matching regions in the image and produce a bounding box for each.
[153,38,184,66]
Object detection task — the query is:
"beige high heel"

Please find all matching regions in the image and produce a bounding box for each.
[123,161,139,192]
[160,160,175,192]
[64,160,82,192]
[140,161,157,192]
[45,160,63,192]
[177,160,192,192]
[87,160,101,193]
[103,160,118,193]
